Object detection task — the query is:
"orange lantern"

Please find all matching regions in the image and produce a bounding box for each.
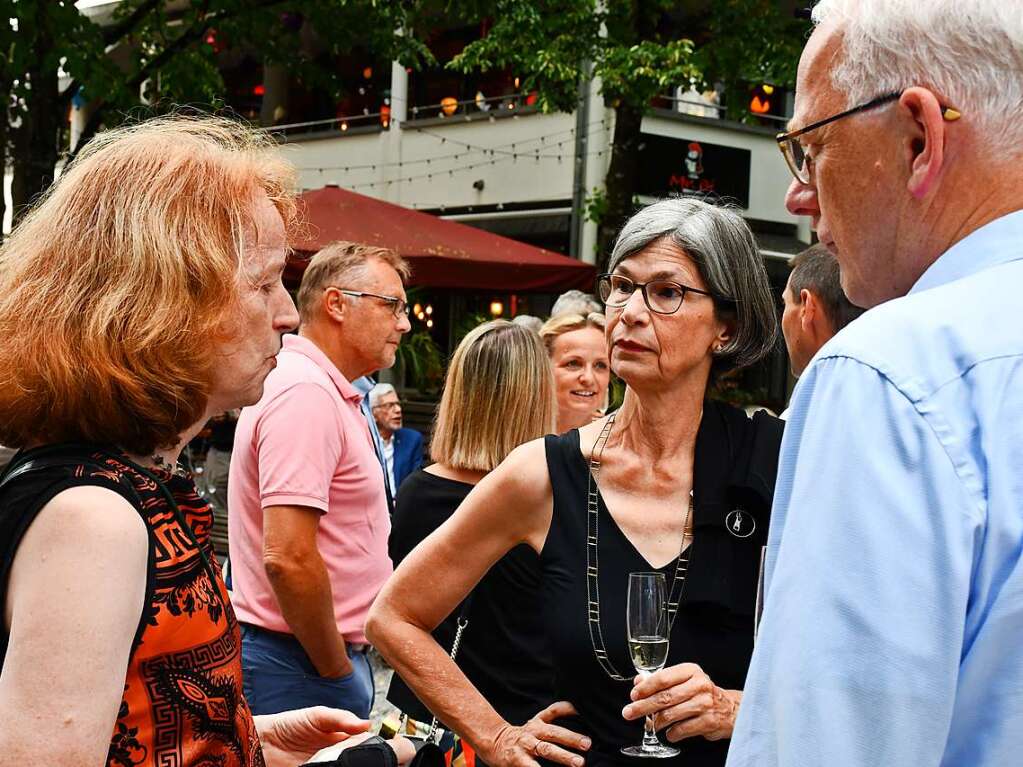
[441,97,458,116]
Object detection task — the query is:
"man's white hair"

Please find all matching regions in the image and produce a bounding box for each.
[551,290,601,318]
[812,0,1023,149]
[369,382,396,409]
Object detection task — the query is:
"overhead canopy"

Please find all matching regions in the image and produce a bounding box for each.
[287,185,595,292]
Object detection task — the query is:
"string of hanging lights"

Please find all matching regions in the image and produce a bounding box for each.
[298,116,613,173]
[310,144,610,192]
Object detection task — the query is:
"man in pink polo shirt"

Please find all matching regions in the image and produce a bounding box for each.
[228,241,411,717]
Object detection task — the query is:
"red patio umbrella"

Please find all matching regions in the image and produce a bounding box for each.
[287,185,595,292]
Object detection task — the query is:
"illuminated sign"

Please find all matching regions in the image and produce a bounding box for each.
[636,134,752,208]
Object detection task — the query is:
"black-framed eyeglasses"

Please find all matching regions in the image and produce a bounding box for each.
[596,273,717,315]
[776,91,962,184]
[333,288,410,319]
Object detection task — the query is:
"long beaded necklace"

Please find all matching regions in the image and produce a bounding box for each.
[585,413,695,681]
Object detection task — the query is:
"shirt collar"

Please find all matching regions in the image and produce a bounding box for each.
[911,208,1023,295]
[282,334,362,404]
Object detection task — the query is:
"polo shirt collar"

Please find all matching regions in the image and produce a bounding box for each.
[911,208,1023,295]
[282,333,363,404]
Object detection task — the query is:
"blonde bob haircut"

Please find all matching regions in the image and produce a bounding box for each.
[539,312,607,356]
[0,114,297,455]
[430,320,555,472]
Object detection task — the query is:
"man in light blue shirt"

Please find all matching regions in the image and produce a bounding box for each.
[727,1,1023,765]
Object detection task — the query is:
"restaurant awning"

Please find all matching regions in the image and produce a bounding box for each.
[287,185,595,292]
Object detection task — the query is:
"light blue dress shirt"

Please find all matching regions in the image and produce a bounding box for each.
[352,375,393,500]
[727,210,1023,766]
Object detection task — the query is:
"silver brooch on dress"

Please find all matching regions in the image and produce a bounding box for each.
[725,508,756,538]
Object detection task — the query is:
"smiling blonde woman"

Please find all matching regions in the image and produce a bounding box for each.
[540,312,611,433]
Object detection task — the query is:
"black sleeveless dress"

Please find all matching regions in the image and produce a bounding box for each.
[540,401,782,767]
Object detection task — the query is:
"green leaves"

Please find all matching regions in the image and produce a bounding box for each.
[598,38,699,108]
[691,0,805,121]
[444,0,701,112]
[395,328,444,393]
[447,0,602,112]
[442,0,804,118]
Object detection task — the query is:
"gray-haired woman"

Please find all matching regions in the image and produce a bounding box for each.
[367,198,783,767]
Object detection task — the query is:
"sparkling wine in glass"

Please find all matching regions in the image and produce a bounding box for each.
[621,572,681,759]
[754,545,768,641]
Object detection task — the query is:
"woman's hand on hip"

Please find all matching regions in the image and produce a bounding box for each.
[621,663,741,742]
[488,701,591,767]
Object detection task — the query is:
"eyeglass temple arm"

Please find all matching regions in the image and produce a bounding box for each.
[778,93,961,143]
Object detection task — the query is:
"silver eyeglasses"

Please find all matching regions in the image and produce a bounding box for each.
[333,288,410,319]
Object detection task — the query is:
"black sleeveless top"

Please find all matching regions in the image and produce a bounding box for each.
[540,401,782,767]
[387,470,555,727]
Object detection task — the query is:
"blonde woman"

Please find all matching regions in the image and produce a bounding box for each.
[540,313,611,433]
[0,117,411,767]
[386,320,557,740]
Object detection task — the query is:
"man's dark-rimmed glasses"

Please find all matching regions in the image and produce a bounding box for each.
[597,273,718,315]
[776,91,962,184]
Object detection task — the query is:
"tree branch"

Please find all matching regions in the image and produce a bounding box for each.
[60,0,166,109]
[66,0,290,162]
[103,0,165,46]
[126,0,288,92]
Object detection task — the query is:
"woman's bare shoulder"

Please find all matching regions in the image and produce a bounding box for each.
[7,485,148,614]
[576,414,615,462]
[485,436,552,495]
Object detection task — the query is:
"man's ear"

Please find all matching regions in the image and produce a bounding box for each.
[901,87,949,200]
[799,288,817,330]
[323,287,347,324]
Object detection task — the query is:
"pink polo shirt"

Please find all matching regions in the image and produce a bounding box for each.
[228,334,392,644]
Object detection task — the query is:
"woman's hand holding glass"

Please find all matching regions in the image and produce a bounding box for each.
[488,701,591,767]
[621,663,741,743]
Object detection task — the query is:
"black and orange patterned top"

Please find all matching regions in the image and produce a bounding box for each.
[0,446,265,767]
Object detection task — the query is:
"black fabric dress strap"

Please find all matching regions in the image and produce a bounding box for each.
[0,444,142,501]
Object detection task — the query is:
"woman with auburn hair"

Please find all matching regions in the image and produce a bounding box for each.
[0,116,411,767]
[369,198,784,767]
[386,320,557,748]
[540,312,611,433]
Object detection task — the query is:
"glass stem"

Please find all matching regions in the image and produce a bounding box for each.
[642,715,660,751]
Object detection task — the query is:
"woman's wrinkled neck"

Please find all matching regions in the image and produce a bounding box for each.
[124,415,210,475]
[612,379,705,459]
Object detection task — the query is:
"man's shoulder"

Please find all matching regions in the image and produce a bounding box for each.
[267,348,338,391]
[814,261,1023,402]
[235,359,346,448]
[245,352,342,415]
[396,427,423,445]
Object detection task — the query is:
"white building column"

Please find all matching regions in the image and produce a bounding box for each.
[579,78,610,266]
[384,60,408,204]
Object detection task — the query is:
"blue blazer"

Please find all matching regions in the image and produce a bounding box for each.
[392,427,424,492]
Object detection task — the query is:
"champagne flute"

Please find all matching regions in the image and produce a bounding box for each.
[621,572,681,758]
[754,545,767,641]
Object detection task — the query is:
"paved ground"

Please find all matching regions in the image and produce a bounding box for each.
[369,649,400,729]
